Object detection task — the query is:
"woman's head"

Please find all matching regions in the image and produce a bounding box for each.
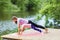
[12,16,17,24]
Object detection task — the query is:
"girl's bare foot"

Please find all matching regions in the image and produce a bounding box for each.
[45,28,48,33]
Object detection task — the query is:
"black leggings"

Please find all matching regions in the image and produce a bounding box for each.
[28,20,45,29]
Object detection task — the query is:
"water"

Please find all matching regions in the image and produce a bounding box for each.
[0,13,37,33]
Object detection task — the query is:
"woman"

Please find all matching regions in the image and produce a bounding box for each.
[12,16,48,35]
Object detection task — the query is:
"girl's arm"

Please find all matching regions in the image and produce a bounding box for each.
[18,24,21,35]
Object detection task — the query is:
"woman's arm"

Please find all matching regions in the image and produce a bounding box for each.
[18,24,21,35]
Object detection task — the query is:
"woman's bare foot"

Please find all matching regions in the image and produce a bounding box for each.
[45,28,48,33]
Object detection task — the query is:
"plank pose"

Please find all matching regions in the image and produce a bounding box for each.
[12,16,48,35]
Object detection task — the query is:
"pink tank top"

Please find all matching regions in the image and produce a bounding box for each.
[17,18,28,25]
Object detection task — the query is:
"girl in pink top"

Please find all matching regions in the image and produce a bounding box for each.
[12,16,48,35]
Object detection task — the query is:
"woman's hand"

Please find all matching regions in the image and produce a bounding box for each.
[18,28,21,35]
[17,28,24,35]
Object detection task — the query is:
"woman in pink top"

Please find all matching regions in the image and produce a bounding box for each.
[12,16,48,35]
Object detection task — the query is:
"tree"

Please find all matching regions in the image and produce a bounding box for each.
[39,0,60,27]
[0,0,19,20]
[16,0,41,14]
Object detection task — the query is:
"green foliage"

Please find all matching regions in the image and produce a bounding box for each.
[0,0,19,20]
[27,0,41,13]
[11,0,17,5]
[39,0,60,27]
[16,0,29,12]
[16,0,41,13]
[0,0,19,14]
[0,0,60,28]
[0,0,60,20]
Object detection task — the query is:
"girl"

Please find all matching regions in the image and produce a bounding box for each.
[12,16,48,35]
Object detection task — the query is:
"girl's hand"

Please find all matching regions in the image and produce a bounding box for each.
[17,32,20,35]
[17,29,24,35]
[17,31,22,35]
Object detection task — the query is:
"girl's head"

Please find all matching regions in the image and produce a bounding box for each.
[12,16,17,24]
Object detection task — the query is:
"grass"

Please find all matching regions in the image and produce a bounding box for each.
[0,28,18,40]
